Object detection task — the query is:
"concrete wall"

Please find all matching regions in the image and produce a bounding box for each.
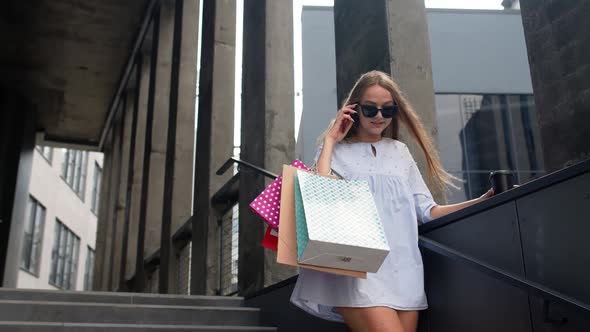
[519,0,590,172]
[17,148,102,291]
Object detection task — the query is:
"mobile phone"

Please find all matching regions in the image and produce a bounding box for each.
[340,105,359,132]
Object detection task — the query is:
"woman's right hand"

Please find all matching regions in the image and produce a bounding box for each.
[325,104,357,144]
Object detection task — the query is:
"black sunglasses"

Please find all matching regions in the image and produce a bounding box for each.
[357,104,399,118]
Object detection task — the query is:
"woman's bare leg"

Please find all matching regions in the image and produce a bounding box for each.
[398,310,419,332]
[337,306,405,332]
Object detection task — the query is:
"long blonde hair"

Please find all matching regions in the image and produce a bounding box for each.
[323,70,457,193]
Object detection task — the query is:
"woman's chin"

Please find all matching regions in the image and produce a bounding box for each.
[359,125,387,139]
[368,128,385,137]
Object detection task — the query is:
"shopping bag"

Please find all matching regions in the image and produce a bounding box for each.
[277,165,366,278]
[261,226,278,251]
[249,160,308,230]
[294,169,390,273]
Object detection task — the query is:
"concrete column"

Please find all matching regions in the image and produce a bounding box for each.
[111,93,134,289]
[239,0,267,297]
[263,0,297,287]
[100,123,122,290]
[239,0,297,295]
[144,0,175,260]
[0,96,35,287]
[386,0,442,201]
[125,55,151,282]
[192,0,236,295]
[160,0,199,294]
[519,0,590,171]
[334,0,443,202]
[93,139,113,290]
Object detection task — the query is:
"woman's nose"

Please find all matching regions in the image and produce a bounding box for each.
[375,109,384,119]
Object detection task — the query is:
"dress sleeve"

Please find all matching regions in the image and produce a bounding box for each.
[404,145,438,224]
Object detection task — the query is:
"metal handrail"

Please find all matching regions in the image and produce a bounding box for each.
[419,236,590,318]
[216,157,278,179]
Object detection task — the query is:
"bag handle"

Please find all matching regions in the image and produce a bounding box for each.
[309,163,346,181]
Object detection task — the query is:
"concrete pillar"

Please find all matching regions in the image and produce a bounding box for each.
[144,0,175,260]
[108,116,127,291]
[111,93,134,289]
[239,0,297,296]
[100,123,122,290]
[92,139,113,290]
[239,0,267,297]
[160,0,199,294]
[263,0,297,287]
[125,55,151,283]
[519,1,590,172]
[334,0,443,202]
[0,95,35,287]
[192,0,236,295]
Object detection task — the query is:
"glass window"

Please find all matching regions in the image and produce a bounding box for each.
[20,196,46,275]
[436,94,545,203]
[83,247,95,291]
[49,220,80,290]
[91,162,102,214]
[36,146,53,163]
[61,149,88,199]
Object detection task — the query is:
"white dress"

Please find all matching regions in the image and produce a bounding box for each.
[290,138,437,322]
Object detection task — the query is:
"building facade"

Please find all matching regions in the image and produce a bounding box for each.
[17,146,103,291]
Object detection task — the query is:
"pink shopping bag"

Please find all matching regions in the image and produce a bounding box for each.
[249,160,308,229]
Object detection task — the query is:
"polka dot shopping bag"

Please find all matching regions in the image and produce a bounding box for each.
[249,160,309,230]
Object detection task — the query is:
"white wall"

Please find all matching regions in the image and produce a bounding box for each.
[297,6,339,165]
[427,9,533,94]
[17,148,102,291]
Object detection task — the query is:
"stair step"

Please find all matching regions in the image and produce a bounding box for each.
[0,322,277,332]
[0,300,260,326]
[0,288,243,307]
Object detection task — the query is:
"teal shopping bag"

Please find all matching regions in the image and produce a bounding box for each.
[293,170,390,273]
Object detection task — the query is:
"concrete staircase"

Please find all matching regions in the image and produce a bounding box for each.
[0,288,277,331]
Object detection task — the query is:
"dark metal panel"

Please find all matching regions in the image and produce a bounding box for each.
[238,0,266,297]
[135,4,161,292]
[159,0,184,294]
[424,202,526,277]
[119,55,143,290]
[422,249,532,332]
[420,237,589,314]
[420,159,590,235]
[517,172,590,305]
[191,0,216,295]
[529,295,590,332]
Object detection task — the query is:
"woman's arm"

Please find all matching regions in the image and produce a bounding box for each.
[316,139,335,175]
[316,104,357,175]
[429,188,494,220]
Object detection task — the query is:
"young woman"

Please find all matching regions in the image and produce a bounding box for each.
[290,71,493,332]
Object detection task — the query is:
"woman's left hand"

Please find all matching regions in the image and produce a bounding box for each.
[479,188,495,200]
[479,185,520,201]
